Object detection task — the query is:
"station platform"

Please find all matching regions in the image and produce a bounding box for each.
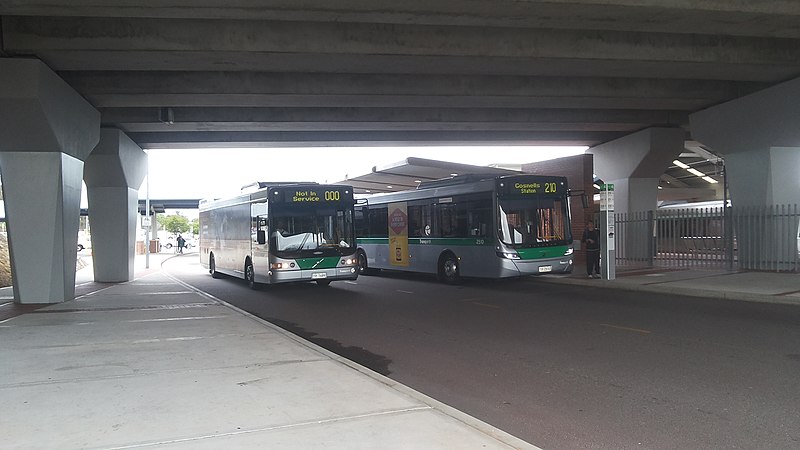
[539,265,800,306]
[2,253,799,449]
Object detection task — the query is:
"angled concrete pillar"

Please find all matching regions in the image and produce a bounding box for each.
[589,127,686,215]
[589,127,685,262]
[84,129,147,282]
[690,76,800,207]
[690,76,800,269]
[0,59,100,304]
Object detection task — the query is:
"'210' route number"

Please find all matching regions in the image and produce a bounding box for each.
[544,182,558,193]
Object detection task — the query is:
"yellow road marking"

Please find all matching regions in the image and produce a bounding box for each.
[599,323,652,334]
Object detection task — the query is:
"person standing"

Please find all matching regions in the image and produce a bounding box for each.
[581,220,601,278]
[176,234,186,254]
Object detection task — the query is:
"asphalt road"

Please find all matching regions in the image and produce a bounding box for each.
[165,255,800,449]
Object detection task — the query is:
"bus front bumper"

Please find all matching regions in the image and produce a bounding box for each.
[268,266,359,284]
[502,257,573,277]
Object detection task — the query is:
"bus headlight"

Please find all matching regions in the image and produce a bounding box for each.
[341,258,356,265]
[564,247,574,256]
[271,262,295,269]
[496,251,520,260]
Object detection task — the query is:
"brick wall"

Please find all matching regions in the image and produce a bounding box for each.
[522,154,597,273]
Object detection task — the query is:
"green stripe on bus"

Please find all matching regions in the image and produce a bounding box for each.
[295,256,341,270]
[356,237,493,246]
[516,246,569,260]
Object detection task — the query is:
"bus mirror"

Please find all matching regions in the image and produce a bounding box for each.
[257,230,266,245]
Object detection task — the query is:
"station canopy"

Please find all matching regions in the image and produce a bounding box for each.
[336,157,521,195]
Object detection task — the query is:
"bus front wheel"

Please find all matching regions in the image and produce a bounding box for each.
[438,253,461,285]
[357,251,379,275]
[209,254,221,279]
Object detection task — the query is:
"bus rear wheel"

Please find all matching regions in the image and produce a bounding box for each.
[438,253,461,285]
[245,259,259,290]
[209,254,221,279]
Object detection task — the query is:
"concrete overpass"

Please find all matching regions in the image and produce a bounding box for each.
[1,1,799,303]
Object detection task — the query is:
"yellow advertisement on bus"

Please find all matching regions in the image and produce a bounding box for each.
[388,202,409,266]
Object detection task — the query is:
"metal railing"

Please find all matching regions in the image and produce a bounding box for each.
[614,204,800,272]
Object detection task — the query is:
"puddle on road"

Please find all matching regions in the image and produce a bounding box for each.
[266,317,392,376]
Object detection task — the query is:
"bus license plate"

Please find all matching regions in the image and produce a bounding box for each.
[312,272,327,279]
[538,266,552,273]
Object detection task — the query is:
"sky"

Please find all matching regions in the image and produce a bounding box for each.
[140,145,587,201]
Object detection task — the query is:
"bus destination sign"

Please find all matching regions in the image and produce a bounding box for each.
[498,177,566,196]
[271,186,353,204]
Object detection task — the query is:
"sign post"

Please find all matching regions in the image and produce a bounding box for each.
[599,183,616,280]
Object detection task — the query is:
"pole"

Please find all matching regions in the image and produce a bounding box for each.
[145,155,150,269]
[599,183,616,280]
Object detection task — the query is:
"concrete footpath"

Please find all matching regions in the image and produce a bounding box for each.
[0,253,535,450]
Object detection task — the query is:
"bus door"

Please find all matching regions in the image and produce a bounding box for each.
[252,201,269,280]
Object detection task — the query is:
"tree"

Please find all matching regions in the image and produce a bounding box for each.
[191,218,200,236]
[157,213,191,235]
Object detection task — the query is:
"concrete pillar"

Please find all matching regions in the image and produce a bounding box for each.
[84,129,147,282]
[0,59,100,304]
[690,77,800,270]
[589,127,686,215]
[690,76,800,207]
[589,127,685,263]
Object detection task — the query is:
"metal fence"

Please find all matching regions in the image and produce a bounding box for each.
[614,204,800,272]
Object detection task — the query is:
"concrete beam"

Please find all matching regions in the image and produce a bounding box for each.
[125,130,621,149]
[3,1,799,38]
[6,17,800,70]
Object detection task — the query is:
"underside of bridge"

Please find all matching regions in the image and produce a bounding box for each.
[1,1,799,151]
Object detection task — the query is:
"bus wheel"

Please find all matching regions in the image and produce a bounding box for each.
[357,251,370,275]
[316,280,332,287]
[438,253,461,284]
[209,254,221,279]
[245,259,258,290]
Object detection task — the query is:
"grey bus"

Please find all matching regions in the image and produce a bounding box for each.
[199,183,359,288]
[354,174,575,283]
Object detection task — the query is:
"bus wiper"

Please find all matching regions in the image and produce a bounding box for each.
[296,232,311,251]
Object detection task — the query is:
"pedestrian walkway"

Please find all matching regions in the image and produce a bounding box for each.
[540,266,800,306]
[1,254,534,449]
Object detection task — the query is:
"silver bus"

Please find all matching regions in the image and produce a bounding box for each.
[199,183,359,288]
[355,174,575,283]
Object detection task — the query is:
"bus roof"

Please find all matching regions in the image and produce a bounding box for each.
[358,173,568,206]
